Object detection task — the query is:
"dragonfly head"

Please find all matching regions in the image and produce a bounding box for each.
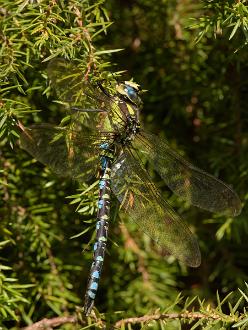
[116,81,142,107]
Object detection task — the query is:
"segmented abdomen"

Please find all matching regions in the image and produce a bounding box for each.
[84,146,112,316]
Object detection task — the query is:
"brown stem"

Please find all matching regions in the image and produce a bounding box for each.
[20,310,240,330]
[115,311,226,328]
[21,316,78,330]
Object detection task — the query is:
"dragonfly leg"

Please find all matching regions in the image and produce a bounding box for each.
[84,150,112,316]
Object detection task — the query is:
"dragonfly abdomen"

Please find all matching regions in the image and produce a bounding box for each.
[84,143,113,316]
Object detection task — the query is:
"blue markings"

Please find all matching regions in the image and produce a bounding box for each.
[99,179,106,189]
[90,282,98,291]
[100,157,107,170]
[99,142,111,170]
[126,85,137,98]
[98,200,104,209]
[96,219,106,227]
[92,271,100,279]
[100,142,109,150]
[88,290,96,299]
[84,142,112,315]
[96,220,105,230]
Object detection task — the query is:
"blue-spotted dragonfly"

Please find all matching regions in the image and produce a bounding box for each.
[20,59,241,315]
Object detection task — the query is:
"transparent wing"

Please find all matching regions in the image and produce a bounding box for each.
[134,131,241,216]
[20,123,105,181]
[47,58,128,132]
[47,58,103,108]
[111,149,201,267]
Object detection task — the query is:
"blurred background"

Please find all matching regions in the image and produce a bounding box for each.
[0,0,248,329]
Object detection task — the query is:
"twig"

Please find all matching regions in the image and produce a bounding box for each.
[114,311,223,328]
[22,316,78,330]
[20,310,240,330]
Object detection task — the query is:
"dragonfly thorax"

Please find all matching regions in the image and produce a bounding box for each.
[110,82,141,146]
[115,115,140,147]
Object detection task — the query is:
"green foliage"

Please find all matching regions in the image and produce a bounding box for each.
[0,240,31,321]
[1,0,248,329]
[190,0,248,46]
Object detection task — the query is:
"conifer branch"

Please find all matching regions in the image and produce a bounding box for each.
[22,316,78,330]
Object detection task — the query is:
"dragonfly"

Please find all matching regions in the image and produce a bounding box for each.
[20,59,242,316]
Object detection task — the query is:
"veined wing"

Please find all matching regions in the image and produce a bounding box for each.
[47,59,129,132]
[47,59,102,109]
[20,123,105,181]
[135,131,241,216]
[111,149,201,267]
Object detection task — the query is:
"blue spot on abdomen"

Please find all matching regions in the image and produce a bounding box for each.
[92,271,100,279]
[90,282,98,291]
[88,290,96,299]
[99,180,106,189]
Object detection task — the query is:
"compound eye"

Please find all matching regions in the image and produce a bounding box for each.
[125,86,138,101]
[116,81,141,106]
